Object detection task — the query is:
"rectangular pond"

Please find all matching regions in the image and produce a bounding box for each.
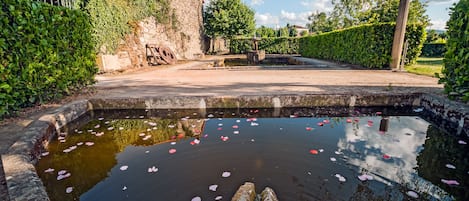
[35,107,469,201]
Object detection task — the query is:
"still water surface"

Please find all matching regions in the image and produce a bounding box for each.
[36,108,469,201]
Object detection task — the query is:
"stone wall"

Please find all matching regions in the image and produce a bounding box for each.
[99,0,205,72]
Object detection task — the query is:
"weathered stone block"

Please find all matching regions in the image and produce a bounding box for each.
[232,182,256,201]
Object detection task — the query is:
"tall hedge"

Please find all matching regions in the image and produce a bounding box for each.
[439,0,469,102]
[0,0,97,118]
[230,37,299,54]
[299,23,426,69]
[421,43,446,57]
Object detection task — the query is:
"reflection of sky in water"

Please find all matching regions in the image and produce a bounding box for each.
[339,116,452,200]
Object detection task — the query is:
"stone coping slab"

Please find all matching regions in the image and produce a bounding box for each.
[2,94,468,201]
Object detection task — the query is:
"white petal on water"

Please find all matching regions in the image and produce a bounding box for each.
[358,175,368,181]
[139,133,146,137]
[122,186,127,191]
[191,197,201,201]
[119,127,124,130]
[65,187,73,194]
[209,184,218,192]
[334,151,341,155]
[406,191,419,198]
[41,152,49,157]
[364,174,374,180]
[233,131,239,134]
[236,120,241,123]
[98,117,104,121]
[58,170,67,175]
[338,177,346,182]
[85,142,94,146]
[107,127,114,131]
[120,165,129,171]
[77,142,83,146]
[208,114,214,118]
[319,149,324,153]
[171,142,177,145]
[145,151,150,154]
[222,172,231,178]
[218,123,223,126]
[215,196,223,200]
[330,157,337,162]
[458,140,467,145]
[446,164,456,169]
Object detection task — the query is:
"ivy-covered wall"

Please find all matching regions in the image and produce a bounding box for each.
[0,0,97,118]
[230,38,299,54]
[299,23,426,69]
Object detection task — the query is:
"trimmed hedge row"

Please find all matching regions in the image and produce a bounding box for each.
[439,0,469,101]
[421,43,446,57]
[299,23,426,69]
[230,37,299,54]
[0,1,97,118]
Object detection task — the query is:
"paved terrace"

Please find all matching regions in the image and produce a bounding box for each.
[0,56,443,200]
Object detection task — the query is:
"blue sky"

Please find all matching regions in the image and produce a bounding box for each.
[236,0,459,30]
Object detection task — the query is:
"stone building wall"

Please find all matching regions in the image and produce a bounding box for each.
[99,0,205,72]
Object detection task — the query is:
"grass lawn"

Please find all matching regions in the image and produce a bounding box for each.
[405,57,443,77]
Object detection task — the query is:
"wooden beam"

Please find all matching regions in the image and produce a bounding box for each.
[390,0,411,71]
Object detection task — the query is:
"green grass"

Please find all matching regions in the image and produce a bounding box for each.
[405,57,443,77]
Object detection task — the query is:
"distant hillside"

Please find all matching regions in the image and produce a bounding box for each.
[427,29,446,34]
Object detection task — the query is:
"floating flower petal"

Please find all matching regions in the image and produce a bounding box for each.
[222,171,231,178]
[209,184,218,192]
[406,191,419,198]
[169,149,177,154]
[120,165,129,171]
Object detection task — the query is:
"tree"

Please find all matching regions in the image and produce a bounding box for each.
[256,26,276,37]
[278,27,289,37]
[300,30,309,36]
[203,0,255,39]
[310,0,430,33]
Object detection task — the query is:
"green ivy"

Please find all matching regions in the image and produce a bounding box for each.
[421,43,446,57]
[0,0,97,118]
[230,37,299,54]
[85,0,173,53]
[299,23,426,69]
[439,0,469,102]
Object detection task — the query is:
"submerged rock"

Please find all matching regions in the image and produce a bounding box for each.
[261,187,279,201]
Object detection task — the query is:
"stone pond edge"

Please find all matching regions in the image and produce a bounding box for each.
[2,93,468,201]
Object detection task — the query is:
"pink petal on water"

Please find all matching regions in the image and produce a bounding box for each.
[305,127,313,131]
[441,179,459,185]
[323,119,330,124]
[209,184,218,192]
[217,127,223,131]
[58,170,67,175]
[406,191,419,198]
[317,122,324,126]
[85,142,94,146]
[169,149,177,154]
[458,140,467,145]
[44,168,54,173]
[203,134,209,138]
[232,125,239,129]
[65,187,73,194]
[310,149,318,155]
[383,154,391,160]
[376,112,382,115]
[357,175,368,181]
[364,174,374,180]
[222,171,231,178]
[346,119,352,123]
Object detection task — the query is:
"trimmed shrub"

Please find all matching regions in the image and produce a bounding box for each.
[439,0,469,101]
[230,37,299,54]
[421,43,446,57]
[0,0,97,118]
[299,23,426,69]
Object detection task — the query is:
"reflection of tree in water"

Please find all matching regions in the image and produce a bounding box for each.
[349,183,400,201]
[416,125,469,200]
[36,118,203,201]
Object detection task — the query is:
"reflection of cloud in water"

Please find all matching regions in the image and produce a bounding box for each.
[339,116,452,200]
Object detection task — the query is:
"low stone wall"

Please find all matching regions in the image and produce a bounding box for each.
[2,93,467,200]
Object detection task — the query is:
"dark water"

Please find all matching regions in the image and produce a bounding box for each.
[36,108,469,201]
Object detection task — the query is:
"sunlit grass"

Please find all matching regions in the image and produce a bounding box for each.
[405,57,443,77]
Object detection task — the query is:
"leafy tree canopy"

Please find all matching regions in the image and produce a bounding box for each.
[308,0,430,33]
[203,0,255,39]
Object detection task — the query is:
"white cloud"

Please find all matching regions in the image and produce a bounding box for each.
[427,0,458,5]
[300,0,333,13]
[280,10,312,26]
[251,0,264,6]
[428,19,447,30]
[255,13,280,27]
